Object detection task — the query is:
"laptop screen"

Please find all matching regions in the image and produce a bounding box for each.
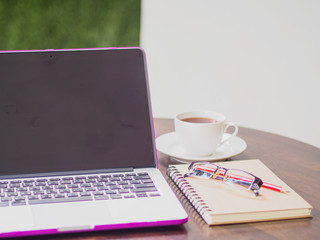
[0,48,156,177]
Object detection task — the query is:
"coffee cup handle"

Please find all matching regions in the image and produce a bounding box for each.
[220,122,239,146]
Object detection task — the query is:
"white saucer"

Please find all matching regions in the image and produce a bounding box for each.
[155,132,247,163]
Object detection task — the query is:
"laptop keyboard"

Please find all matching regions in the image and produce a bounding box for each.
[0,172,160,207]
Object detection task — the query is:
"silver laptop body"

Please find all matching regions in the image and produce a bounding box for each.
[0,48,187,238]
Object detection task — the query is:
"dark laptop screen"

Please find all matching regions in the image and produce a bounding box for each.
[0,48,156,177]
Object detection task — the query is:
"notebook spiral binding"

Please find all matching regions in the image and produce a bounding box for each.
[167,166,212,218]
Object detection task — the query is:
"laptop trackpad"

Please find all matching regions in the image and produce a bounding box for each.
[32,202,113,229]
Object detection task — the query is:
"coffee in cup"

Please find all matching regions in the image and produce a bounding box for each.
[174,111,238,157]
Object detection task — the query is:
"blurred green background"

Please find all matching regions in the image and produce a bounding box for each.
[0,0,141,50]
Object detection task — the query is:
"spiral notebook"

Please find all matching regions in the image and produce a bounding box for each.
[167,159,312,225]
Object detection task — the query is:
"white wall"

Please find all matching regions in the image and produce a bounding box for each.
[140,0,320,148]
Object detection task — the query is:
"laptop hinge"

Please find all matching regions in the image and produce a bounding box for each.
[0,168,134,179]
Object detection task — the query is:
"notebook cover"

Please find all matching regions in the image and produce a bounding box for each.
[167,159,312,225]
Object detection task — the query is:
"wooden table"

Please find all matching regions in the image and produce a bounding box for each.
[25,119,320,240]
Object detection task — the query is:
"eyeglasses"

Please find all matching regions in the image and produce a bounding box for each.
[184,162,264,196]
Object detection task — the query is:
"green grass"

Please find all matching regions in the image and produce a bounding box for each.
[0,0,141,50]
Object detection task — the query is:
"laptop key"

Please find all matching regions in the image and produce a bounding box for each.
[94,195,109,200]
[133,176,144,180]
[118,181,128,185]
[80,192,91,197]
[41,194,52,199]
[36,179,47,182]
[125,173,136,176]
[1,197,12,202]
[110,177,120,181]
[12,201,26,206]
[87,175,99,179]
[92,191,104,196]
[150,193,161,197]
[48,181,59,186]
[124,195,135,198]
[136,193,147,198]
[46,190,57,194]
[105,182,116,186]
[61,180,72,184]
[110,194,122,199]
[9,183,21,188]
[93,182,104,187]
[130,180,140,184]
[34,190,45,195]
[28,196,93,205]
[54,194,65,198]
[35,182,46,186]
[14,196,25,201]
[85,179,96,183]
[49,178,60,181]
[62,177,73,181]
[7,192,18,197]
[113,174,124,178]
[67,192,78,197]
[97,186,108,191]
[23,179,35,183]
[106,190,117,195]
[80,183,91,188]
[137,172,149,176]
[142,179,153,184]
[22,182,34,187]
[98,178,107,182]
[20,191,32,196]
[10,180,21,183]
[110,185,121,190]
[122,176,132,181]
[59,189,70,193]
[4,188,14,192]
[72,188,83,192]
[134,183,155,188]
[0,202,10,207]
[99,174,111,178]
[118,189,130,194]
[73,179,84,184]
[131,187,157,193]
[28,195,39,200]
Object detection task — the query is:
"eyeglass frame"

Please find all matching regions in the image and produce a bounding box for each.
[184,161,264,196]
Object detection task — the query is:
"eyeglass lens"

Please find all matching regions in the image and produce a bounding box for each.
[186,163,262,196]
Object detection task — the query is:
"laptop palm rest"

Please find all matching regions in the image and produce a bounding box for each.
[32,202,113,230]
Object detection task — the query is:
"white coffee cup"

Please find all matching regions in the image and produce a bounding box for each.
[174,111,238,157]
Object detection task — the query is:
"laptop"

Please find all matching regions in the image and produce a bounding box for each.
[0,48,188,238]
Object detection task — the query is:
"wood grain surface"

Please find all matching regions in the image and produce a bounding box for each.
[17,118,320,240]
